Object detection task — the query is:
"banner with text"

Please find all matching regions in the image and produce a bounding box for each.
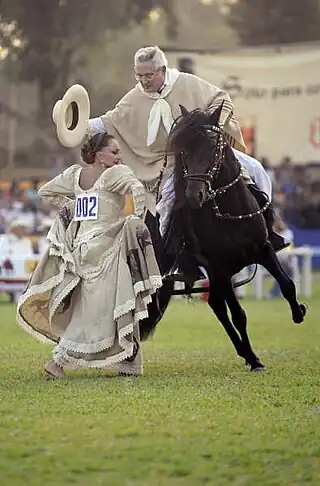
[166,44,320,164]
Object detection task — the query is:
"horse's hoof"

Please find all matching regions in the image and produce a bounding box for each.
[250,361,265,372]
[293,303,308,324]
[300,303,308,317]
[251,366,265,372]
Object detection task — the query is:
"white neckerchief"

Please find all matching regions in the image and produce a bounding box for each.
[137,68,180,147]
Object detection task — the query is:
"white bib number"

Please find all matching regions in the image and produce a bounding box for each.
[74,193,99,221]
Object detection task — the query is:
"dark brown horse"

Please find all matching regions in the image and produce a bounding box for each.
[140,103,307,371]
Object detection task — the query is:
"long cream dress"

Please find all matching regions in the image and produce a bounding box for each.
[16,164,162,375]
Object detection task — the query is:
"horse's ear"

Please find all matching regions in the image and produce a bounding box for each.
[179,104,189,116]
[209,102,224,127]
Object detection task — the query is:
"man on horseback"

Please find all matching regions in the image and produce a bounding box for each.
[51,46,304,356]
[89,45,285,254]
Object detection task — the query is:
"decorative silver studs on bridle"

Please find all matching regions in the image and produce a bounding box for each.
[181,125,270,220]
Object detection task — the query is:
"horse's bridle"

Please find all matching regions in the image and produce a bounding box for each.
[181,125,224,194]
[181,125,270,220]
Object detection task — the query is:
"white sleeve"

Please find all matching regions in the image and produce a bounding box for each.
[38,165,78,208]
[233,149,272,201]
[89,117,107,135]
[106,165,146,218]
[156,173,176,236]
[251,165,272,201]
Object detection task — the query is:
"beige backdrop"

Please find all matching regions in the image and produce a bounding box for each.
[166,43,320,164]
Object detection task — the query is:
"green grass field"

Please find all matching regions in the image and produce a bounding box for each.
[0,287,319,486]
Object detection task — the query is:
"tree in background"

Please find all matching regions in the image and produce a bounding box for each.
[0,0,177,128]
[226,0,320,46]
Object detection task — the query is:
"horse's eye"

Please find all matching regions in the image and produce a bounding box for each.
[206,129,218,140]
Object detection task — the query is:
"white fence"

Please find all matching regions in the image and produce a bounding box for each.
[179,246,319,300]
[235,246,319,299]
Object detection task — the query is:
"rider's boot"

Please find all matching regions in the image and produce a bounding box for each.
[248,184,290,253]
[269,231,291,252]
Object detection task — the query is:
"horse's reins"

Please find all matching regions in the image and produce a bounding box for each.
[155,154,168,205]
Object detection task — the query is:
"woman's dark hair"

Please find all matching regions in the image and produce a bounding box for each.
[81,133,114,165]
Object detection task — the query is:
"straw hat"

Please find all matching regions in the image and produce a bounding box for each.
[52,84,90,148]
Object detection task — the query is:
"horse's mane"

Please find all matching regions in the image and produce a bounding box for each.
[167,107,217,154]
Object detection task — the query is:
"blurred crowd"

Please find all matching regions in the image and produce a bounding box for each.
[0,155,319,259]
[1,155,319,236]
[0,156,318,301]
[261,156,320,229]
[0,178,58,255]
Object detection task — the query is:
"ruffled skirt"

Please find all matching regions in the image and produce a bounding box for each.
[16,214,162,374]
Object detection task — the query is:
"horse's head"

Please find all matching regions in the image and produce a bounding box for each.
[167,103,226,209]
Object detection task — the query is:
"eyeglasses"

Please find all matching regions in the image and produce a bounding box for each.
[134,69,161,81]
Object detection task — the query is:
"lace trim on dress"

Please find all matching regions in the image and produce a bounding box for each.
[134,276,163,295]
[53,335,116,355]
[16,312,55,345]
[52,321,136,368]
[49,275,80,321]
[131,184,146,217]
[51,274,162,367]
[113,275,162,322]
[16,264,73,344]
[47,233,74,269]
[117,358,143,376]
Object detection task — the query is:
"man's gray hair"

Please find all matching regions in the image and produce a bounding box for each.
[134,46,168,70]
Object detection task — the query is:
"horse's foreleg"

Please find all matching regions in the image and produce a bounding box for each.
[259,243,307,324]
[207,280,248,363]
[224,283,264,371]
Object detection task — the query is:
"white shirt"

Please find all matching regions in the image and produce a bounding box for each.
[233,149,272,201]
[280,227,294,243]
